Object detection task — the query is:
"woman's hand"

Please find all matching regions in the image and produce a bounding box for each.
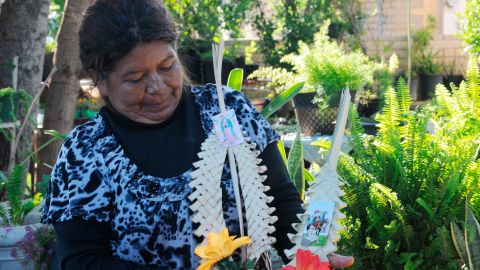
[327,253,355,269]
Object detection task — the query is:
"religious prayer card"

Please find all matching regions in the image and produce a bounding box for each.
[301,201,336,247]
[212,109,244,147]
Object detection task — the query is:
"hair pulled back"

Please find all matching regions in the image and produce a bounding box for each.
[79,0,178,84]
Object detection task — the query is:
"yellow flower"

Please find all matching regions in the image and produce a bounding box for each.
[194,228,252,270]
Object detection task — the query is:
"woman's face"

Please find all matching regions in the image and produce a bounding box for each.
[98,41,183,124]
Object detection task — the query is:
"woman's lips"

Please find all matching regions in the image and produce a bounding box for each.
[143,98,170,111]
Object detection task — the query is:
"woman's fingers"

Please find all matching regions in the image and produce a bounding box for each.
[327,253,355,268]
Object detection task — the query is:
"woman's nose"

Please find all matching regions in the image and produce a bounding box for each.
[145,73,166,94]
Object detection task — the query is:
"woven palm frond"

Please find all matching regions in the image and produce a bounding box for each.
[233,139,277,261]
[284,164,347,262]
[285,90,350,263]
[189,39,277,268]
[189,135,228,238]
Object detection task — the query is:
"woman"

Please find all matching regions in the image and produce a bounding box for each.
[42,0,352,269]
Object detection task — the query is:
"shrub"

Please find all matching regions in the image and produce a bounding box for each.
[283,21,374,109]
[314,67,480,268]
[460,0,480,57]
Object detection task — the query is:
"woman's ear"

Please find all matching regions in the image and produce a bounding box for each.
[88,69,108,97]
[97,79,108,98]
[87,69,98,83]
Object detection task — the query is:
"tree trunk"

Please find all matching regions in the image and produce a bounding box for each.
[37,0,90,180]
[0,0,50,170]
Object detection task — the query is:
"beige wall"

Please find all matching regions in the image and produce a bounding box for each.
[360,0,468,75]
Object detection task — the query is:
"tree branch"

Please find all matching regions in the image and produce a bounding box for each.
[8,67,57,172]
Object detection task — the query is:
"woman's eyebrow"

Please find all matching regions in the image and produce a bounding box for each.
[161,54,175,63]
[122,53,176,78]
[122,69,143,78]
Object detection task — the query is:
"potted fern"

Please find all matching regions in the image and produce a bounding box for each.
[0,86,41,260]
[0,70,61,269]
[312,59,480,268]
[283,21,374,135]
[0,131,63,270]
[0,165,44,270]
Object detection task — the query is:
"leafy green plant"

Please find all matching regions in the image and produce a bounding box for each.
[368,53,399,104]
[260,82,304,119]
[0,165,43,226]
[434,57,480,125]
[252,0,365,67]
[460,0,480,57]
[216,259,255,270]
[412,16,440,75]
[0,129,65,226]
[279,133,314,201]
[244,41,257,65]
[287,133,305,200]
[164,0,254,44]
[46,0,65,52]
[0,87,31,123]
[227,68,305,119]
[0,87,65,227]
[283,21,374,109]
[433,57,480,214]
[312,74,480,268]
[451,202,480,270]
[251,2,277,66]
[227,68,244,91]
[247,67,296,94]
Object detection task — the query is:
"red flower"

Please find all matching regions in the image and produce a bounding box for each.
[283,249,330,270]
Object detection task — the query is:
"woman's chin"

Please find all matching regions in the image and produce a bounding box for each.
[138,93,182,123]
[141,106,176,124]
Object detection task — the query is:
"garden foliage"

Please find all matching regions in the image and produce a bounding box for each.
[46,0,65,52]
[163,0,254,44]
[450,203,480,270]
[0,165,42,226]
[12,225,56,270]
[460,0,480,57]
[314,61,480,269]
[252,0,364,67]
[412,16,440,76]
[283,21,374,108]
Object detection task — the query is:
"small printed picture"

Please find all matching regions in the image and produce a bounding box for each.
[212,109,244,147]
[301,201,336,247]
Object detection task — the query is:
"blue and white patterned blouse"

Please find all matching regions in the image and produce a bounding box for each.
[42,84,280,269]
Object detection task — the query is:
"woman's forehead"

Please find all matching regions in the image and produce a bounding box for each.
[114,41,176,73]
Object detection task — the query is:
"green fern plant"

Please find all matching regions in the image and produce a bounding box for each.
[434,57,480,148]
[0,165,42,226]
[314,73,480,269]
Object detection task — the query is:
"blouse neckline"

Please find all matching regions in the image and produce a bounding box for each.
[96,85,207,180]
[100,91,186,129]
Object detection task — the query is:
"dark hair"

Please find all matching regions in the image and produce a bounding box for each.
[79,0,179,84]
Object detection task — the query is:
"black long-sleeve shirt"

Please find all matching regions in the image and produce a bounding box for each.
[53,90,303,269]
